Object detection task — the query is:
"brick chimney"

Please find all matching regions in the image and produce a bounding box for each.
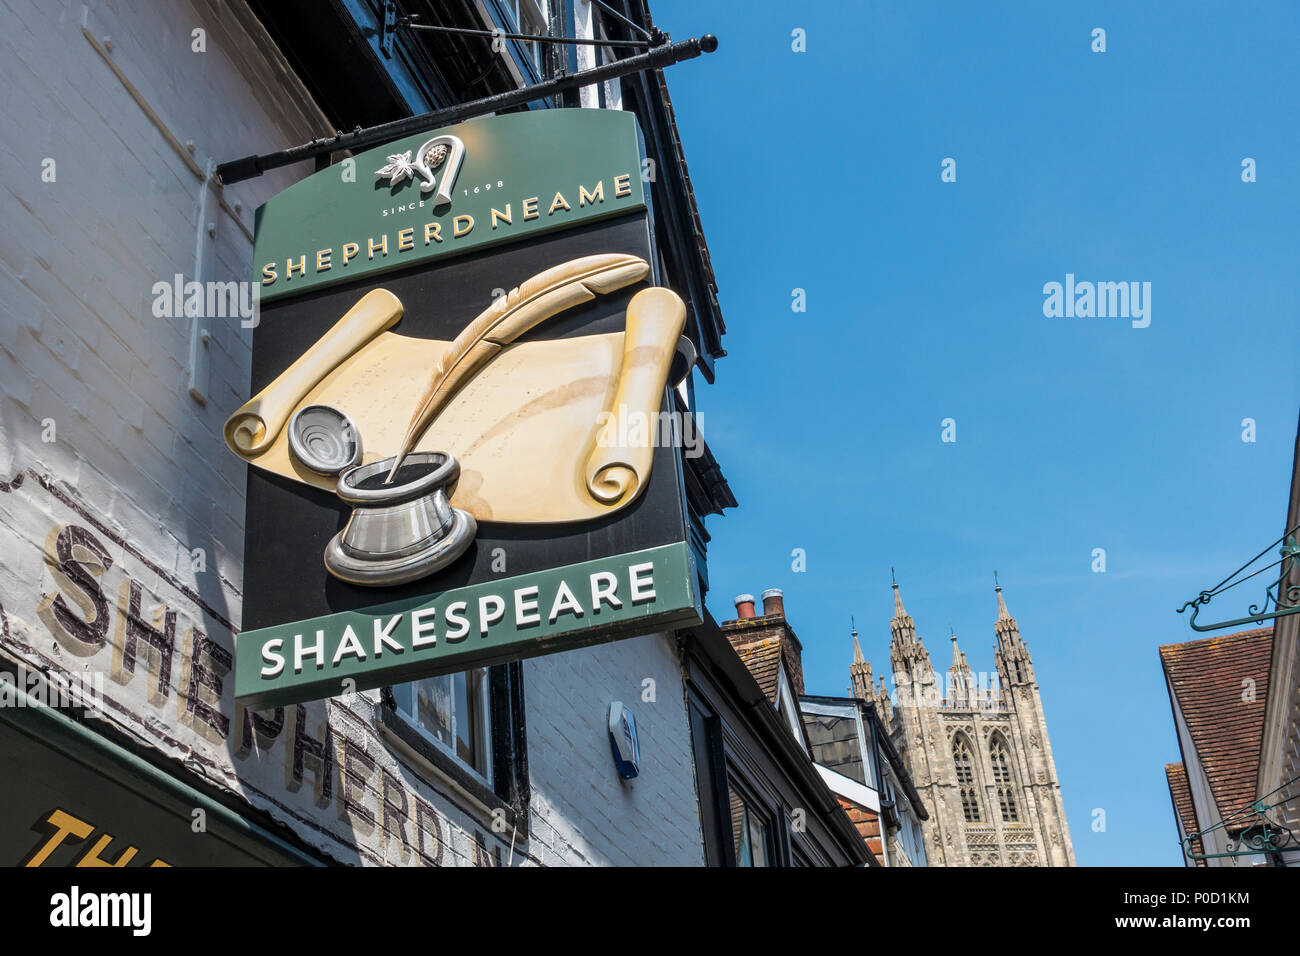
[721,587,806,699]
[734,593,756,619]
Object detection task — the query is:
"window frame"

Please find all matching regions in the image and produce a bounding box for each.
[989,732,1020,823]
[726,773,775,867]
[378,662,530,831]
[591,15,625,110]
[498,0,550,79]
[774,665,806,747]
[800,698,876,790]
[686,686,806,866]
[952,732,984,823]
[391,667,494,786]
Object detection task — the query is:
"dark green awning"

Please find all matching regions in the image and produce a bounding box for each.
[2,679,324,867]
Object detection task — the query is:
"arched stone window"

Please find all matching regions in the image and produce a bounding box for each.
[952,734,982,823]
[990,734,1020,822]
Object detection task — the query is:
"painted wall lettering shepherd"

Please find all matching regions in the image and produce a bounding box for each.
[0,472,523,866]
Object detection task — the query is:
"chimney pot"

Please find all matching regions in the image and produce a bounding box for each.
[734,594,756,619]
[760,587,784,618]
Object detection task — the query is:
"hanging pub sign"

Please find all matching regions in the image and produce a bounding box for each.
[226,109,702,709]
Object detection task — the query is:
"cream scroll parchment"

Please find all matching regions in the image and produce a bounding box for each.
[223,257,686,524]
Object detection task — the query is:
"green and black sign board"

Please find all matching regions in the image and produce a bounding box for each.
[2,682,321,866]
[230,109,700,708]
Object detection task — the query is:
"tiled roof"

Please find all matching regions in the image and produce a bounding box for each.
[1164,763,1206,866]
[1159,627,1272,830]
[654,77,720,321]
[733,636,783,705]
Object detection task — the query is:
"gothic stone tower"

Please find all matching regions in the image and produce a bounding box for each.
[857,581,1075,867]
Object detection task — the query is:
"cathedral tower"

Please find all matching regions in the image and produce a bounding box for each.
[854,578,1075,866]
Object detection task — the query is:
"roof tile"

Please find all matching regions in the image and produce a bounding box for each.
[1164,762,1206,866]
[1160,627,1272,830]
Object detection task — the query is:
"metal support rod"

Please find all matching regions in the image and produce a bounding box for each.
[399,19,654,48]
[216,33,717,186]
[588,0,656,41]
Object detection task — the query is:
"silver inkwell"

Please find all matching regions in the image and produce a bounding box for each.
[325,453,476,587]
[287,405,476,587]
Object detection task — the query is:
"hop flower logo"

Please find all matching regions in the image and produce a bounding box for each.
[423,143,448,170]
[373,134,464,204]
[375,151,415,187]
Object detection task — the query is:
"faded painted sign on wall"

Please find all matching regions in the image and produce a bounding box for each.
[0,470,533,866]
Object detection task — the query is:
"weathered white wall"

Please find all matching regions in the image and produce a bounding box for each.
[0,0,316,612]
[524,633,705,866]
[0,0,704,867]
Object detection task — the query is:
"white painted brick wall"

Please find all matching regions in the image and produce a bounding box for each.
[0,0,706,866]
[0,0,315,614]
[524,633,705,866]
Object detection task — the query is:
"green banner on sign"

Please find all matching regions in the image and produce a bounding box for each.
[252,108,647,303]
[234,542,700,709]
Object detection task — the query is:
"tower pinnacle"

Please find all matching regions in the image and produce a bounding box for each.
[992,577,1034,685]
[949,628,968,669]
[849,617,874,702]
[888,574,932,683]
[996,572,1011,621]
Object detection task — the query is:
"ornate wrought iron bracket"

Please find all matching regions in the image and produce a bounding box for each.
[1183,798,1298,861]
[1176,525,1300,632]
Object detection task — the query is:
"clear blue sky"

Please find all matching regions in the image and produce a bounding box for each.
[653,1,1300,865]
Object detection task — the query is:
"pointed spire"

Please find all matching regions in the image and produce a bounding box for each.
[889,578,914,643]
[876,673,893,723]
[949,626,966,668]
[995,570,1011,621]
[992,573,1034,686]
[888,571,932,686]
[948,627,971,680]
[849,616,874,702]
[946,626,972,709]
